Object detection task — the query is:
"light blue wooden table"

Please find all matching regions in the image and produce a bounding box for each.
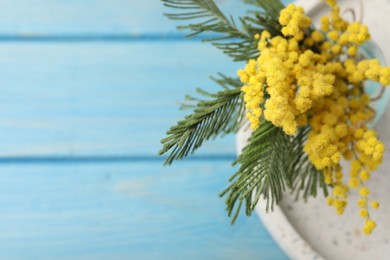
[0,1,290,259]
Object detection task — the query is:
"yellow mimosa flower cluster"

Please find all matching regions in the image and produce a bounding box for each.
[279,3,311,41]
[238,0,389,234]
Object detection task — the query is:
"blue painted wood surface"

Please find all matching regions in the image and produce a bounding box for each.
[0,1,290,259]
[0,42,241,156]
[0,0,249,35]
[0,162,286,259]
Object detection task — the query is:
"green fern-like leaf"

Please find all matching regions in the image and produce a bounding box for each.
[243,0,284,19]
[220,122,287,223]
[161,0,284,61]
[162,0,247,37]
[283,126,328,200]
[159,75,244,165]
[220,123,328,224]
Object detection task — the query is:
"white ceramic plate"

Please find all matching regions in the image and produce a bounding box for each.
[236,1,390,259]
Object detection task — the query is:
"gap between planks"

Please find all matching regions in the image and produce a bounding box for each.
[0,33,217,42]
[0,155,236,164]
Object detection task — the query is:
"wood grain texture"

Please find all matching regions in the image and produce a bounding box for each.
[0,161,287,260]
[0,0,291,37]
[0,40,287,259]
[0,42,241,157]
[0,0,294,259]
[0,0,247,36]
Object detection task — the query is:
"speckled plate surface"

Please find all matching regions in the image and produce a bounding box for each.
[237,1,390,259]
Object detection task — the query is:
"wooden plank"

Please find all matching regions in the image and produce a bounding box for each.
[0,0,248,36]
[0,161,287,259]
[0,41,243,156]
[0,0,293,37]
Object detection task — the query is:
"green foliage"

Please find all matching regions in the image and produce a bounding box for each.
[160,0,329,224]
[284,128,328,202]
[159,75,244,165]
[220,123,328,224]
[242,0,284,35]
[161,0,284,61]
[243,0,284,18]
